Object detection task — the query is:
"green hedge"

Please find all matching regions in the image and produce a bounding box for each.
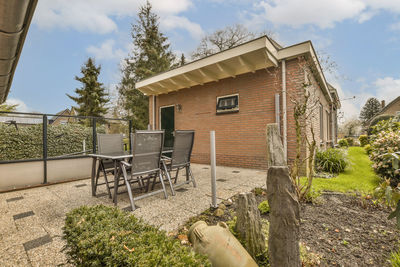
[63,205,210,267]
[0,123,105,161]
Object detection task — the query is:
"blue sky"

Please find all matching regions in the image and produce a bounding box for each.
[6,0,400,122]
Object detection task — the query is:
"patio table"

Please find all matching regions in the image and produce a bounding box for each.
[89,152,133,203]
[89,149,173,204]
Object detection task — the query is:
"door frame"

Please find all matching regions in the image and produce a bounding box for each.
[159,104,175,130]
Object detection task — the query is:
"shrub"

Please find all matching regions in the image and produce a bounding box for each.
[338,139,348,147]
[369,114,395,129]
[258,200,270,214]
[364,144,372,155]
[370,117,400,135]
[359,135,368,147]
[63,205,210,267]
[315,148,348,174]
[0,123,105,161]
[370,129,400,186]
[345,137,354,146]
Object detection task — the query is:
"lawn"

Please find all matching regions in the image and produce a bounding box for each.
[308,146,381,194]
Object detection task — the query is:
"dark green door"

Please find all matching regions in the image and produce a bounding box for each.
[160,106,175,149]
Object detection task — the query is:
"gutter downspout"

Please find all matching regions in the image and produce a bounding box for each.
[153,95,156,130]
[282,60,287,162]
[331,105,335,146]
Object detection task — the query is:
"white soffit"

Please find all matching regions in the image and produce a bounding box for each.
[136,36,279,95]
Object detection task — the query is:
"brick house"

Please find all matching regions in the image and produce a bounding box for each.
[135,36,341,169]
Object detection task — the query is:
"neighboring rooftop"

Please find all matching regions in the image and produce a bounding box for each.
[0,0,38,103]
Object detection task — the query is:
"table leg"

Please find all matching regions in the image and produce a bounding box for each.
[113,160,119,205]
[91,157,97,196]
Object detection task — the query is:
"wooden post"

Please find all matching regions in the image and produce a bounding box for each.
[266,123,301,267]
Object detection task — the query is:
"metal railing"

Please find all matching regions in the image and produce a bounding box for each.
[0,111,133,184]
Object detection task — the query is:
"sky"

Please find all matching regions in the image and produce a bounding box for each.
[5,0,400,123]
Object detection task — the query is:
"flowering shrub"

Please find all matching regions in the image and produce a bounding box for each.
[370,129,400,186]
[338,139,348,147]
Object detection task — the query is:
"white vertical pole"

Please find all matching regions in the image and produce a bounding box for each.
[210,131,217,208]
[83,139,86,153]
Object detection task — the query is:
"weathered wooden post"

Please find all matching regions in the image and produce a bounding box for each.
[266,123,301,267]
[236,192,265,259]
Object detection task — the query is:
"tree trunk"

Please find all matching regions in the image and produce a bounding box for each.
[235,192,266,259]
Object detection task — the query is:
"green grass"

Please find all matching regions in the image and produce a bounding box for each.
[305,147,380,194]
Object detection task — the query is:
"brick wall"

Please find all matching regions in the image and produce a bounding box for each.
[149,58,332,170]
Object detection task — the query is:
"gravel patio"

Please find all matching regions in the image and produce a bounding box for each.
[0,163,266,266]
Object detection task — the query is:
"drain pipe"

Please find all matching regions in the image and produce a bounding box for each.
[153,95,156,130]
[282,60,287,162]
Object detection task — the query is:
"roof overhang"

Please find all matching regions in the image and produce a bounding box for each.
[136,36,279,95]
[328,84,341,109]
[0,0,38,103]
[136,36,333,104]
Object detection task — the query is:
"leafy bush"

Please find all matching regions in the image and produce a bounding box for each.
[359,135,368,147]
[370,117,400,135]
[338,139,348,147]
[315,148,348,174]
[370,129,400,186]
[369,114,395,129]
[346,137,354,146]
[364,144,372,155]
[63,205,210,267]
[258,200,270,214]
[0,123,105,161]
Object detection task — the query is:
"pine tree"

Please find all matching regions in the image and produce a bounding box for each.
[67,58,109,121]
[359,97,382,124]
[180,53,186,66]
[118,1,176,130]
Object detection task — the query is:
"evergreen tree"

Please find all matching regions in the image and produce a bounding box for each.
[118,1,175,130]
[180,53,186,66]
[67,58,109,121]
[359,97,382,124]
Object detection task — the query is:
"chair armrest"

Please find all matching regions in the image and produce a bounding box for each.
[161,155,171,161]
[120,161,132,167]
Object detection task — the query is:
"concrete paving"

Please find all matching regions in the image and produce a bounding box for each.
[0,164,266,266]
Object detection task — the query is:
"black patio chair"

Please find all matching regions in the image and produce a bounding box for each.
[120,130,171,211]
[94,133,124,198]
[161,130,196,191]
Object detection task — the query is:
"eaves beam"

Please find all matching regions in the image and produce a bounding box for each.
[182,73,204,86]
[263,49,278,67]
[197,68,219,82]
[238,56,256,73]
[215,62,236,78]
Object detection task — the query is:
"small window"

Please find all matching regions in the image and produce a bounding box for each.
[216,94,239,114]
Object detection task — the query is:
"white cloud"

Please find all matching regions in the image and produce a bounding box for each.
[390,21,400,31]
[333,75,400,123]
[160,16,204,39]
[5,98,31,112]
[34,0,194,34]
[374,76,400,103]
[246,0,400,29]
[87,39,125,61]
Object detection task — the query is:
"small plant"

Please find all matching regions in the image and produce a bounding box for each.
[258,200,270,214]
[359,135,368,147]
[390,248,400,267]
[303,189,321,203]
[373,179,400,229]
[346,137,354,146]
[364,144,372,155]
[254,187,264,196]
[342,239,349,246]
[338,139,348,147]
[315,148,348,174]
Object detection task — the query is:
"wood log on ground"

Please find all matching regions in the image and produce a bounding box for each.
[235,192,266,259]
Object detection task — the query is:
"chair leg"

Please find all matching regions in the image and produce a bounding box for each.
[174,168,179,184]
[188,165,197,188]
[158,171,168,199]
[94,162,101,195]
[113,161,119,205]
[100,162,112,199]
[162,161,175,196]
[121,163,136,211]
